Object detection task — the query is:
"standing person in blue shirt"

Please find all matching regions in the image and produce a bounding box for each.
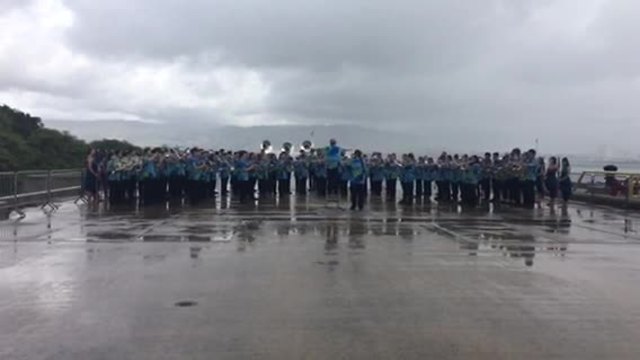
[508,148,523,205]
[424,157,436,202]
[167,150,186,199]
[234,151,256,204]
[140,149,159,205]
[349,150,367,210]
[368,153,385,197]
[314,153,328,197]
[461,155,481,206]
[294,151,309,195]
[436,154,449,202]
[521,150,538,208]
[399,153,416,205]
[277,152,293,197]
[491,152,502,203]
[415,157,426,202]
[451,154,462,203]
[325,139,342,196]
[559,157,572,204]
[339,153,351,197]
[268,153,279,196]
[535,157,546,207]
[385,154,400,201]
[255,153,269,197]
[480,152,493,203]
[218,151,231,196]
[186,148,205,204]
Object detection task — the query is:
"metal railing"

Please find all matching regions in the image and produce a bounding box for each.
[0,169,83,217]
[574,171,640,206]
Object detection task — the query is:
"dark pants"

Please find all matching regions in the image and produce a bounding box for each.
[269,175,278,195]
[309,175,316,191]
[437,180,450,202]
[278,178,290,196]
[258,178,268,197]
[327,168,339,195]
[508,178,522,205]
[350,184,366,210]
[501,180,509,203]
[220,176,229,195]
[339,180,348,197]
[451,182,460,202]
[295,177,307,195]
[535,176,545,199]
[316,177,327,196]
[522,180,535,208]
[560,179,572,202]
[231,178,239,196]
[400,181,414,204]
[239,180,251,203]
[480,178,491,202]
[206,180,217,198]
[460,183,477,206]
[492,179,502,202]
[168,176,185,198]
[423,180,432,201]
[108,180,121,204]
[386,178,397,199]
[415,179,423,199]
[371,180,382,196]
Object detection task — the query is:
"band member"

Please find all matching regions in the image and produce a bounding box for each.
[277,152,293,196]
[369,153,385,197]
[314,152,328,197]
[339,153,350,197]
[325,139,342,196]
[546,156,559,204]
[415,157,425,201]
[424,157,436,202]
[399,153,416,205]
[294,151,309,195]
[436,154,450,202]
[349,150,367,210]
[491,152,502,203]
[385,154,400,200]
[560,157,572,203]
[479,152,492,203]
[522,150,538,209]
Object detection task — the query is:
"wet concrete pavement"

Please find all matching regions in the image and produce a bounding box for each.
[2,197,640,359]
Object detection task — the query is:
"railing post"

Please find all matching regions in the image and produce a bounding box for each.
[628,175,634,206]
[13,171,18,205]
[47,170,52,204]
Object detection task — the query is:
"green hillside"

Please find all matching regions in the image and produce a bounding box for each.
[0,105,137,171]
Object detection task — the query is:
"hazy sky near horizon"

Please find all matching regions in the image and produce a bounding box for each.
[1,0,640,153]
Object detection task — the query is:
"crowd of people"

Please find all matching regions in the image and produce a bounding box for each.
[84,139,573,210]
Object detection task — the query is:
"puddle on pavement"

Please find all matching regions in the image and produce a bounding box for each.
[174,300,198,307]
[141,235,184,242]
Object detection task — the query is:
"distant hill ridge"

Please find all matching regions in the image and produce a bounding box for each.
[44,119,433,153]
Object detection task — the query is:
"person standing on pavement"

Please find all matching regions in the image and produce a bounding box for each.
[325,139,342,196]
[349,150,367,210]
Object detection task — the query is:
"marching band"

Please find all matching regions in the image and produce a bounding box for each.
[86,139,573,210]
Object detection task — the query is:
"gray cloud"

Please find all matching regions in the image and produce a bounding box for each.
[2,0,640,155]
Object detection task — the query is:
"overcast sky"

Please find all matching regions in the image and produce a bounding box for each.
[1,0,640,154]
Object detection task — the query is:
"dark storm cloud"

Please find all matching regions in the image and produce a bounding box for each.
[4,0,640,154]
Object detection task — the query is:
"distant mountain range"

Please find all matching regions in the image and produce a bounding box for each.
[44,119,433,153]
[44,119,640,161]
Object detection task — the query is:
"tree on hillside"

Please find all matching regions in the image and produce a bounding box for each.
[89,139,141,152]
[0,105,89,170]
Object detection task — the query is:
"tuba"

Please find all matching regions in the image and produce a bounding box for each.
[282,142,293,154]
[261,140,272,153]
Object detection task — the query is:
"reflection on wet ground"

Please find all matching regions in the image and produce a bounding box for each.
[2,196,640,359]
